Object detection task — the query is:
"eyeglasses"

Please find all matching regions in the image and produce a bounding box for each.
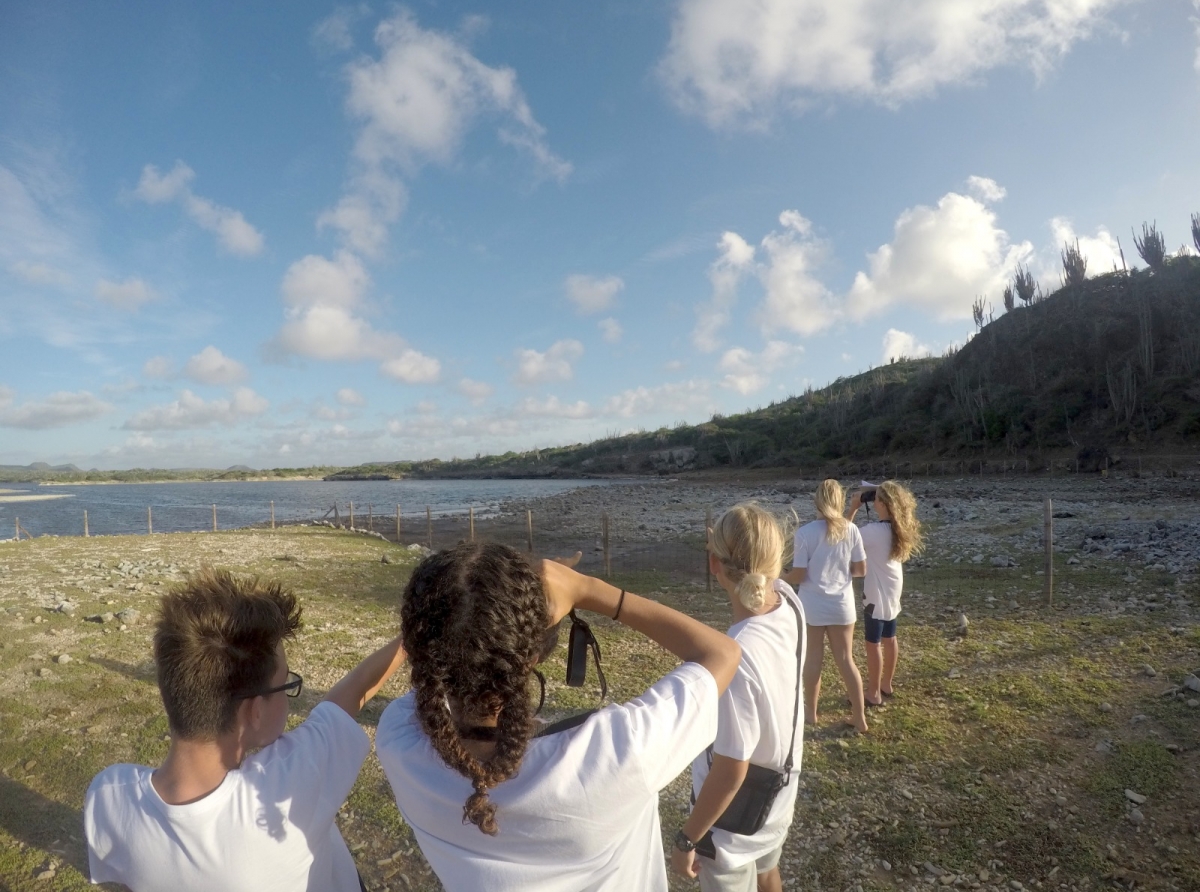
[236,671,303,700]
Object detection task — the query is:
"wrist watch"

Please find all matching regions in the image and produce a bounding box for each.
[674,829,698,853]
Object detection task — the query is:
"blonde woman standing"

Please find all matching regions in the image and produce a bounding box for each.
[673,503,805,892]
[783,480,868,734]
[848,481,923,706]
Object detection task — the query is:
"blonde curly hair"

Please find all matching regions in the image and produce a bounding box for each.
[877,480,923,562]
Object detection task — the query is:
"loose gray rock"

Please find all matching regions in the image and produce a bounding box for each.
[1183,674,1200,693]
[1124,789,1147,805]
[1128,808,1145,825]
[1188,699,1199,709]
[116,608,140,624]
[53,654,71,665]
[1142,665,1157,677]
[380,553,392,564]
[1099,702,1113,713]
[56,602,76,616]
[36,667,52,678]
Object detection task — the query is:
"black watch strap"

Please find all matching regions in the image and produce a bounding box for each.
[674,829,698,852]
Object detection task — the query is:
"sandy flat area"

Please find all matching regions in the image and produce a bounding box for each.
[0,493,71,503]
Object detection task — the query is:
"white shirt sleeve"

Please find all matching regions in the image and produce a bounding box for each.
[605,662,718,794]
[245,700,371,833]
[850,525,866,563]
[710,663,761,762]
[793,529,809,569]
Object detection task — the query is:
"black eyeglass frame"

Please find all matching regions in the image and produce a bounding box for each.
[236,671,303,700]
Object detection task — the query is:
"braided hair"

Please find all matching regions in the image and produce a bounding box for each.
[400,541,548,835]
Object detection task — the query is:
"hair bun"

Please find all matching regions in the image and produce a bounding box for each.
[736,572,768,610]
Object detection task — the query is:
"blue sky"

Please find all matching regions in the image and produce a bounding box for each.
[2,0,1199,469]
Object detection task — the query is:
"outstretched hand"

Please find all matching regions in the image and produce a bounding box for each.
[541,555,586,625]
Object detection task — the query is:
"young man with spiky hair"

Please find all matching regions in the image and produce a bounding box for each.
[84,569,405,892]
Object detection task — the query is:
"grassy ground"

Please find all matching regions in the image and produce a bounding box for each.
[0,527,1197,892]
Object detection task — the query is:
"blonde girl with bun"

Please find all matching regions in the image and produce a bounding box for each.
[847,481,923,706]
[783,480,868,734]
[672,503,806,892]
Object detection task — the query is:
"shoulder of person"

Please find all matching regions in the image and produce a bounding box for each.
[86,763,144,799]
[249,701,370,772]
[374,692,418,751]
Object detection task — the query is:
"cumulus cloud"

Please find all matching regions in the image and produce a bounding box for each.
[1047,217,1123,278]
[515,395,594,419]
[183,346,248,385]
[123,387,269,430]
[0,390,112,429]
[96,277,158,311]
[133,161,265,256]
[693,231,755,352]
[514,339,584,386]
[718,340,804,394]
[458,377,494,405]
[846,181,1032,321]
[757,211,837,336]
[10,260,72,288]
[319,9,569,256]
[565,274,624,314]
[881,329,933,363]
[312,5,369,53]
[660,0,1130,127]
[601,379,714,418]
[142,356,174,379]
[336,387,365,406]
[380,349,442,384]
[598,317,623,344]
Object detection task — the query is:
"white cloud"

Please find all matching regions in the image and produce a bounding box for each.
[10,260,72,288]
[660,0,1131,128]
[1193,1,1200,74]
[183,345,248,386]
[1047,217,1123,277]
[598,317,623,343]
[601,380,714,418]
[0,390,112,429]
[693,231,755,352]
[718,340,804,394]
[565,274,624,314]
[846,182,1032,321]
[320,9,569,256]
[514,339,584,385]
[133,161,265,256]
[458,377,494,405]
[966,176,1007,204]
[881,329,933,363]
[281,250,370,311]
[336,387,365,406]
[123,387,269,430]
[756,211,837,336]
[142,356,174,379]
[381,349,442,384]
[515,396,594,419]
[312,5,369,53]
[95,277,158,311]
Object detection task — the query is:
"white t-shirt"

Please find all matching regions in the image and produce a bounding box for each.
[793,520,866,626]
[861,521,904,622]
[376,662,719,892]
[85,701,370,892]
[691,580,806,870]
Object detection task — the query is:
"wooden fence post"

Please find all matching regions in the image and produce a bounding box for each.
[426,506,433,549]
[705,507,713,593]
[270,501,275,530]
[349,502,355,531]
[14,518,19,540]
[147,506,153,535]
[396,504,401,542]
[83,510,89,538]
[212,505,217,532]
[1044,498,1054,608]
[469,506,475,542]
[333,504,340,526]
[526,510,534,554]
[368,504,373,532]
[601,511,611,577]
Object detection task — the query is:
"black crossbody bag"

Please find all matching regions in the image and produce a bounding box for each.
[697,593,804,841]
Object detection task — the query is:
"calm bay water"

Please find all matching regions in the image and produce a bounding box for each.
[0,478,618,538]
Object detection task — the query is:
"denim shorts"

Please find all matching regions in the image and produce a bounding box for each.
[863,613,897,643]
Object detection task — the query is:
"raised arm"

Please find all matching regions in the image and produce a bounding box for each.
[542,561,741,695]
[322,635,406,718]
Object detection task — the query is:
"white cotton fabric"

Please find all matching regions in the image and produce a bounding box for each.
[85,701,370,892]
[691,580,805,871]
[861,521,904,622]
[792,519,866,626]
[376,662,719,892]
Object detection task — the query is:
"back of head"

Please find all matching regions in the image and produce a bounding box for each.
[877,480,923,562]
[154,568,302,740]
[710,502,784,610]
[401,541,548,835]
[813,479,849,543]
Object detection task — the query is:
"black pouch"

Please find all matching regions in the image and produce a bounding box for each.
[565,609,607,699]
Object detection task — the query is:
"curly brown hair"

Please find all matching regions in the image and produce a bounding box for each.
[400,541,549,835]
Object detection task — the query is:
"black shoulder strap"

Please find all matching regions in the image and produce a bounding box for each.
[779,592,804,776]
[533,709,598,739]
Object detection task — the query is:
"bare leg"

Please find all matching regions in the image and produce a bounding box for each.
[881,635,898,695]
[864,640,883,705]
[802,625,826,725]
[757,866,783,892]
[827,623,868,732]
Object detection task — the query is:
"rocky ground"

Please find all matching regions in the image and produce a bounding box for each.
[0,472,1197,891]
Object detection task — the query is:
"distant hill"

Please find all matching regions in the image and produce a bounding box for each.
[0,465,342,484]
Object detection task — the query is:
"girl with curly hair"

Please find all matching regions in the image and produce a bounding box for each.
[847,480,924,705]
[375,541,741,892]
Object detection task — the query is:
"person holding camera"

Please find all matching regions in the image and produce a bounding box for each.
[374,541,741,892]
[848,481,923,706]
[783,479,868,734]
[671,503,805,892]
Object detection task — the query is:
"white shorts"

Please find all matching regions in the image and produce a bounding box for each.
[698,845,783,892]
